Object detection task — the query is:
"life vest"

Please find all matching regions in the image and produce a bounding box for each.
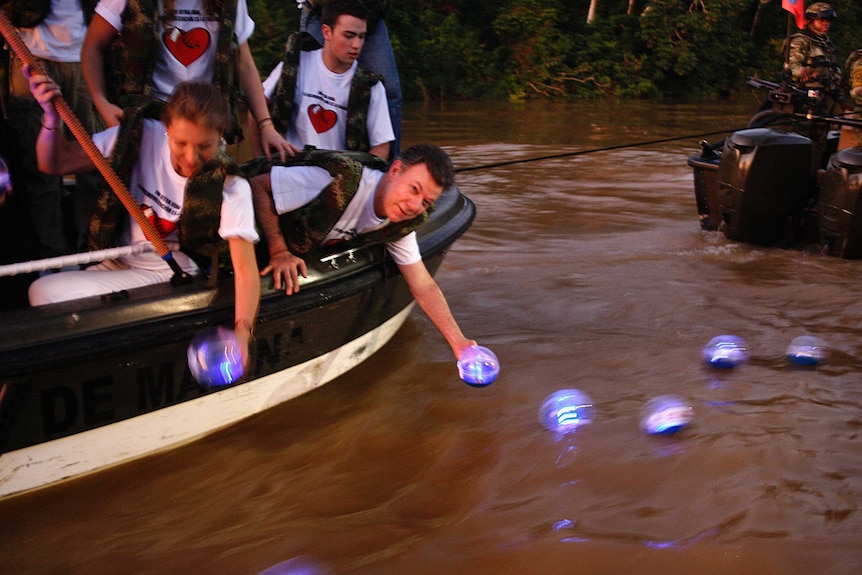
[242,148,429,256]
[89,97,237,273]
[104,0,242,143]
[0,0,97,27]
[269,31,382,152]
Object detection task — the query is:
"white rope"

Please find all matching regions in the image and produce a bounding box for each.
[0,244,156,277]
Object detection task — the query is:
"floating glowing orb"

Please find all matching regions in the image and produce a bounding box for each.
[786,335,829,366]
[640,394,693,435]
[538,389,595,433]
[702,335,748,369]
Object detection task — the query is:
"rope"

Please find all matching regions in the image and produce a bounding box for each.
[0,245,156,277]
[453,128,744,173]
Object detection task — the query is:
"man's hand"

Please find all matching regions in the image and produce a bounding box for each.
[261,250,308,295]
[259,123,300,163]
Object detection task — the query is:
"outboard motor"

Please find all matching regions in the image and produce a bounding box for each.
[716,128,815,246]
[818,147,862,258]
[688,140,722,231]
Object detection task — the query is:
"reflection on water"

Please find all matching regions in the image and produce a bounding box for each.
[2,99,862,574]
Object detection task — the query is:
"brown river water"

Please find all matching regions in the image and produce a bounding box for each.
[2,99,862,574]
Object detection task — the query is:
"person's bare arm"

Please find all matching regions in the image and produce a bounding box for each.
[228,236,260,368]
[237,42,297,161]
[27,70,96,174]
[82,14,124,127]
[249,173,307,294]
[369,141,391,160]
[397,260,476,360]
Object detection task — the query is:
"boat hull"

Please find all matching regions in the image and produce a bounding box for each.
[0,185,475,499]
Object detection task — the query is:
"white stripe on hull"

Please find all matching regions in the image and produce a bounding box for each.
[0,304,414,500]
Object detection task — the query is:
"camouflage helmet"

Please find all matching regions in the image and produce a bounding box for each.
[806,2,837,20]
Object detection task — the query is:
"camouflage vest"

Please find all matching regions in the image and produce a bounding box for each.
[89,97,237,272]
[105,0,242,143]
[242,148,429,256]
[846,49,862,106]
[269,31,382,152]
[787,30,841,93]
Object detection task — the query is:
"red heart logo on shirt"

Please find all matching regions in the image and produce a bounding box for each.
[163,27,211,67]
[308,104,337,133]
[142,205,177,237]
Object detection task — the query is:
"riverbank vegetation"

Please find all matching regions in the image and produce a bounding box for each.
[248,0,862,102]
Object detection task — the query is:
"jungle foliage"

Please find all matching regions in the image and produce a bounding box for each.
[247,0,862,101]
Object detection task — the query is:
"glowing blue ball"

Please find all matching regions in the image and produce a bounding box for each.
[640,394,693,435]
[187,326,244,386]
[0,156,10,196]
[538,389,595,433]
[257,556,329,575]
[702,335,748,369]
[457,345,500,386]
[786,335,829,366]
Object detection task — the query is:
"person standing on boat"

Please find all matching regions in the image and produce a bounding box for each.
[24,73,260,364]
[1,0,103,257]
[80,0,292,158]
[247,145,476,361]
[297,0,401,160]
[838,49,862,149]
[783,2,848,115]
[250,0,394,161]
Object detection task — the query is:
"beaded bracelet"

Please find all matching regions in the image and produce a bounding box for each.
[257,117,274,130]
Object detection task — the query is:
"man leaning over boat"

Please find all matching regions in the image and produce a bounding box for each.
[247,145,477,361]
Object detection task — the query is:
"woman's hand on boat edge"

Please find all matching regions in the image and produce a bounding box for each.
[261,250,307,295]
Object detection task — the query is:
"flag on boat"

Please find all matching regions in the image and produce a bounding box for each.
[782,0,806,30]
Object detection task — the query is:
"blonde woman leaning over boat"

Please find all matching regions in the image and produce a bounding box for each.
[24,69,259,365]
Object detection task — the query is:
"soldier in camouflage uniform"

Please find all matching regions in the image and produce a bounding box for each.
[838,49,862,149]
[784,2,848,116]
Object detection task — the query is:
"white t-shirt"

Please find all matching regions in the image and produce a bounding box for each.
[20,0,87,62]
[269,165,420,265]
[261,49,394,150]
[95,0,255,101]
[92,119,259,271]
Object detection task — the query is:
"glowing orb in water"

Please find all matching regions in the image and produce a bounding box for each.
[786,335,829,366]
[538,389,595,433]
[640,394,693,435]
[702,335,748,369]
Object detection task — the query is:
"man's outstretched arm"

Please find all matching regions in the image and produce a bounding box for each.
[397,260,476,360]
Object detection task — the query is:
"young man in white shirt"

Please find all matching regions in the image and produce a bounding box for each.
[252,0,393,161]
